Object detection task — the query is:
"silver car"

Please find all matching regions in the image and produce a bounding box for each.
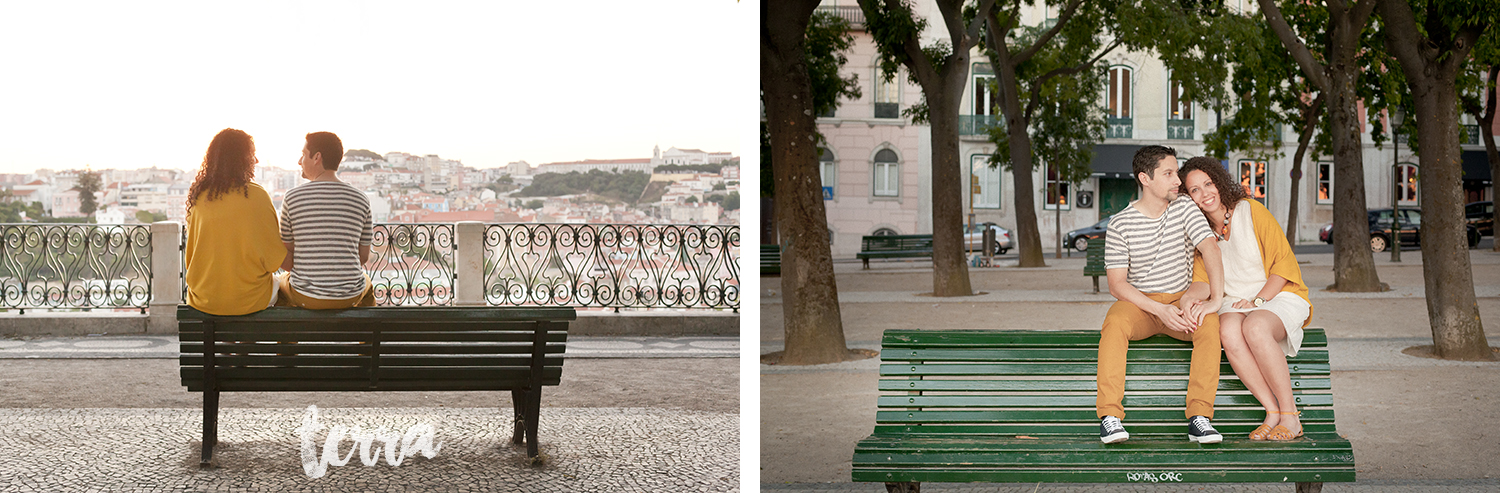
[964,222,1012,255]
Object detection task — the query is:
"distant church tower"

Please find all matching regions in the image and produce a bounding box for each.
[652,144,661,165]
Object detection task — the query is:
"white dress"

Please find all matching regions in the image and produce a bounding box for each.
[1216,201,1311,357]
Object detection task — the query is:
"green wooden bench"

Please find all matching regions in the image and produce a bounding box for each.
[853,328,1354,493]
[857,235,934,269]
[1085,238,1106,293]
[178,306,574,466]
[762,244,781,276]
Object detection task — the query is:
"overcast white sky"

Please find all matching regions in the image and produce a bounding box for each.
[0,1,751,174]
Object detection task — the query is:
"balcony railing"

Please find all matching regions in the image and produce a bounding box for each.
[960,115,1003,136]
[6,222,737,313]
[874,102,901,119]
[1167,119,1194,140]
[0,224,152,313]
[1463,124,1480,146]
[815,5,865,29]
[482,224,739,310]
[1107,117,1133,139]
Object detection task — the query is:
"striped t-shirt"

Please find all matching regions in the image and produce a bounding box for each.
[279,181,373,299]
[1104,195,1215,294]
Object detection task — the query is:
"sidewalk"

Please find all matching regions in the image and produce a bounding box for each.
[761,247,1500,490]
[0,336,739,491]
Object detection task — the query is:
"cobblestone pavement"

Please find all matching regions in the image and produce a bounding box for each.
[0,407,737,492]
[0,335,738,359]
[760,480,1500,492]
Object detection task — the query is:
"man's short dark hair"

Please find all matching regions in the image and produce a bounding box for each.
[305,132,344,171]
[1132,145,1177,185]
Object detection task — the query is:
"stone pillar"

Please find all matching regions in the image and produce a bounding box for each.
[148,221,183,334]
[454,221,485,306]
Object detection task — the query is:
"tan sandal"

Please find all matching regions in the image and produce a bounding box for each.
[1249,423,1274,441]
[1267,411,1303,441]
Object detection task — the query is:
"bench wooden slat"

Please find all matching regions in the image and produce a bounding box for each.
[855,468,1355,485]
[875,408,1338,423]
[180,343,567,355]
[878,393,1334,408]
[180,330,569,343]
[178,307,576,321]
[871,423,1343,435]
[183,377,563,393]
[181,354,563,367]
[882,348,1330,363]
[881,362,1331,376]
[883,330,1329,348]
[879,378,1331,392]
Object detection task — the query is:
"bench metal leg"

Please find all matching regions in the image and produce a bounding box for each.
[201,389,219,467]
[510,389,528,445]
[884,482,919,493]
[862,258,870,270]
[1295,482,1322,493]
[525,386,542,459]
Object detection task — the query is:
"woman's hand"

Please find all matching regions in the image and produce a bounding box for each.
[1231,299,1255,309]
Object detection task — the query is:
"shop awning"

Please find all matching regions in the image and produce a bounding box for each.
[1462,150,1493,182]
[1089,144,1140,179]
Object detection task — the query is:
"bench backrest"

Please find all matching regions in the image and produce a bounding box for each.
[1084,238,1107,276]
[861,235,933,252]
[179,306,574,393]
[875,328,1336,438]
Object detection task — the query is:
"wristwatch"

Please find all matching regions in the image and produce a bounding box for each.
[1252,297,1266,307]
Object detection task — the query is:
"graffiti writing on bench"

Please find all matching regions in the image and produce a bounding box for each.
[1126,471,1183,482]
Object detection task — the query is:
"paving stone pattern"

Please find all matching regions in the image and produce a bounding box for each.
[0,407,737,492]
[0,335,738,359]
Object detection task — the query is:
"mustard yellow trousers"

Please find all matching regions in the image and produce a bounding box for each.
[1096,291,1221,420]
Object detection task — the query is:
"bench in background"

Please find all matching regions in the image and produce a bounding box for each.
[857,235,933,269]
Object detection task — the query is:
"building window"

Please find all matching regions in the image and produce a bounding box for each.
[873,149,900,197]
[1316,161,1333,205]
[872,227,898,236]
[1108,66,1132,118]
[1397,162,1418,206]
[1239,160,1268,205]
[819,147,837,198]
[875,68,900,119]
[1168,79,1192,120]
[970,154,1001,209]
[1043,163,1071,210]
[974,74,998,116]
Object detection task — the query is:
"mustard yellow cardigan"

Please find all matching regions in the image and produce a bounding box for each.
[1192,199,1312,328]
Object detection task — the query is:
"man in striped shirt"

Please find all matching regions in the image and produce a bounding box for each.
[275,131,376,309]
[1095,145,1226,444]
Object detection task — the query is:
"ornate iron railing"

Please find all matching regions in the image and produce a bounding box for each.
[1107,116,1133,139]
[1463,124,1480,146]
[1167,119,1195,140]
[960,114,1002,136]
[483,224,739,310]
[0,224,151,312]
[367,223,455,306]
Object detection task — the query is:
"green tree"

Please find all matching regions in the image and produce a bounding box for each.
[1257,0,1385,292]
[134,210,168,223]
[346,149,384,161]
[686,196,699,204]
[1376,0,1498,360]
[724,191,740,211]
[73,170,102,217]
[858,0,997,296]
[763,1,863,365]
[0,200,45,223]
[524,199,544,210]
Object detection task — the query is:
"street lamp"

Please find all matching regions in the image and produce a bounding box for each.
[1390,107,1404,262]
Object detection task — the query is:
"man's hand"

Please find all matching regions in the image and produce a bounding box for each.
[1150,301,1196,333]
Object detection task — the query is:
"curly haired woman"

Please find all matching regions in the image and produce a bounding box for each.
[1177,156,1313,442]
[184,128,287,315]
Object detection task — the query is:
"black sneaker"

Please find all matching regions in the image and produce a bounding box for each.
[1100,416,1129,443]
[1188,415,1222,443]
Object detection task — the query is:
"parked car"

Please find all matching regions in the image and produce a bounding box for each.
[1064,216,1111,252]
[1318,208,1480,252]
[963,222,1011,255]
[1467,201,1494,236]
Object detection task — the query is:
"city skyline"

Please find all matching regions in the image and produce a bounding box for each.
[0,1,747,174]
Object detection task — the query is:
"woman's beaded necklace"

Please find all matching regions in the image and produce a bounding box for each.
[1214,205,1233,241]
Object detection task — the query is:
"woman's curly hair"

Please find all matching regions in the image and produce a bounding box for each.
[187,128,258,212]
[1178,156,1249,209]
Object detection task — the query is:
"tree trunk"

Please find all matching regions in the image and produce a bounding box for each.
[926,84,977,296]
[1378,0,1492,361]
[1258,0,1382,292]
[998,78,1045,268]
[1324,17,1383,292]
[762,0,852,365]
[1287,96,1325,246]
